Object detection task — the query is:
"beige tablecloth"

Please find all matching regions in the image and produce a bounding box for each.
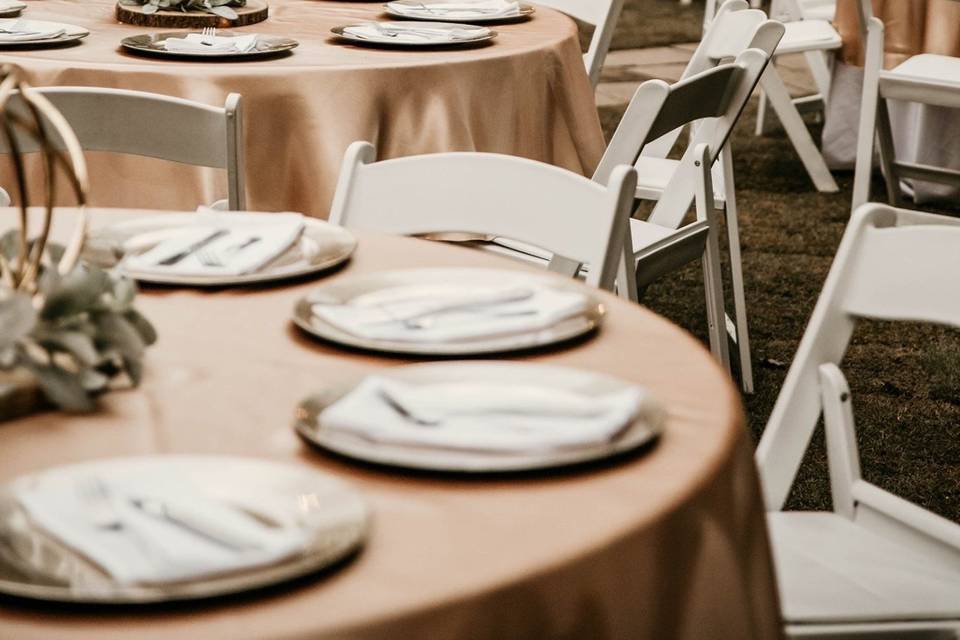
[0,2,605,216]
[0,209,782,640]
[823,0,960,202]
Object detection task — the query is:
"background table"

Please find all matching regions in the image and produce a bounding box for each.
[0,1,605,216]
[823,0,960,203]
[0,209,782,640]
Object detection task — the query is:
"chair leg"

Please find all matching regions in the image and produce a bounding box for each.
[755,88,772,136]
[694,144,731,373]
[803,50,833,107]
[720,147,754,394]
[617,227,639,303]
[876,98,902,206]
[759,65,839,193]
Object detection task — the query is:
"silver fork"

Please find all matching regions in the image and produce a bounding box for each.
[197,236,261,267]
[200,26,217,45]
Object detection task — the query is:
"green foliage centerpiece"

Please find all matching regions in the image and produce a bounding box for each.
[0,64,156,416]
[118,0,245,20]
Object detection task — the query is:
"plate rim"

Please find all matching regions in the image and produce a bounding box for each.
[382,1,535,23]
[0,454,369,604]
[119,31,299,59]
[294,361,664,474]
[88,217,357,287]
[291,267,606,356]
[331,21,497,47]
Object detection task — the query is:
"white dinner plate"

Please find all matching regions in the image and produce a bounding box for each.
[85,214,357,287]
[292,267,606,356]
[0,19,89,47]
[332,21,496,47]
[383,1,535,23]
[0,455,369,603]
[295,361,665,473]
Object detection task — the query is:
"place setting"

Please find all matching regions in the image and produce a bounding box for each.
[121,28,298,60]
[295,361,666,474]
[382,0,535,24]
[0,18,89,48]
[292,267,606,356]
[0,1,25,19]
[84,208,356,286]
[332,20,496,48]
[0,456,369,603]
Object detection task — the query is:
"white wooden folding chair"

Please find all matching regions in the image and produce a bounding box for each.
[706,0,839,193]
[481,51,771,385]
[851,0,960,210]
[533,0,624,87]
[0,87,245,210]
[329,145,637,292]
[757,203,960,638]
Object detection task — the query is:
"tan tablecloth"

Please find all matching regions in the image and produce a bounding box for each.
[823,0,960,202]
[0,209,782,640]
[0,2,605,216]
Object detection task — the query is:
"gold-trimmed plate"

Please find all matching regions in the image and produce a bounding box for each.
[295,361,664,473]
[84,214,357,287]
[120,31,298,60]
[332,21,496,47]
[292,267,605,356]
[0,455,369,603]
[383,1,535,23]
[0,19,89,48]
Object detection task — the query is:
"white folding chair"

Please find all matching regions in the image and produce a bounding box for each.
[482,51,771,386]
[0,87,245,210]
[329,144,637,292]
[706,0,840,193]
[757,203,960,638]
[851,0,960,210]
[533,0,624,87]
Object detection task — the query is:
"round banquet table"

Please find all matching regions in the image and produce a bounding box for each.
[822,0,960,202]
[0,1,605,216]
[0,209,782,640]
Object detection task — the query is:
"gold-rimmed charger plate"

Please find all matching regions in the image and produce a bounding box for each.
[85,214,357,287]
[295,361,664,473]
[0,455,369,603]
[120,31,298,60]
[292,267,606,356]
[0,19,89,48]
[332,21,496,47]
[383,1,535,23]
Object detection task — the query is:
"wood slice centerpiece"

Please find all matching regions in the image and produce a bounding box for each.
[116,0,268,28]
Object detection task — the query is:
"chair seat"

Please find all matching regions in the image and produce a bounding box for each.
[798,0,835,21]
[769,511,960,625]
[775,20,842,55]
[634,156,726,205]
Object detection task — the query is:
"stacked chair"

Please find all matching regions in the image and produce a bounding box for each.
[0,87,245,210]
[851,0,960,210]
[758,203,960,638]
[533,0,625,87]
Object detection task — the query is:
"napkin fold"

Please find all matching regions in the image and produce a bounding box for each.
[122,211,305,277]
[344,22,488,42]
[320,376,661,454]
[0,20,64,41]
[388,0,520,19]
[311,282,588,343]
[16,476,307,585]
[163,33,258,53]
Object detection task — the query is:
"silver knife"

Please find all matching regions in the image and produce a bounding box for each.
[156,229,228,266]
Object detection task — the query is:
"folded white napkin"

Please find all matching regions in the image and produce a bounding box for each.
[0,20,64,41]
[122,211,305,277]
[321,376,661,454]
[388,0,520,19]
[312,282,588,343]
[163,33,258,53]
[344,22,488,42]
[16,475,307,585]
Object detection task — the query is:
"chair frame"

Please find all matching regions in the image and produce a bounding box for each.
[757,203,960,636]
[851,0,960,210]
[330,143,638,292]
[533,0,625,87]
[0,87,245,210]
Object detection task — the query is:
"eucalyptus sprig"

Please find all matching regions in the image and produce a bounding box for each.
[118,0,245,19]
[0,231,157,413]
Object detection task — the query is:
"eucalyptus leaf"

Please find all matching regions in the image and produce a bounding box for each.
[24,361,95,412]
[0,293,36,350]
[206,4,237,18]
[122,355,144,386]
[124,309,157,346]
[142,3,158,13]
[40,266,111,320]
[34,329,99,366]
[93,312,144,360]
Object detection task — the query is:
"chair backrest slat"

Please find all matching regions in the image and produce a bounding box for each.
[0,87,245,208]
[644,65,740,143]
[329,143,637,291]
[757,204,960,510]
